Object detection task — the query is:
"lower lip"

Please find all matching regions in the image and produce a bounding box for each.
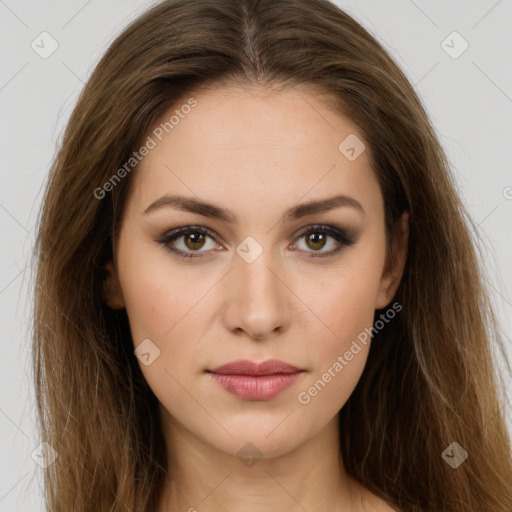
[208,372,303,400]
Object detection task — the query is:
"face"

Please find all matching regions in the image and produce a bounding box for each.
[106,84,408,460]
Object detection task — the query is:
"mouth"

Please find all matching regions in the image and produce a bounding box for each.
[206,359,305,400]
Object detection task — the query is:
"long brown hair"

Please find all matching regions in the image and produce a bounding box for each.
[31,0,512,510]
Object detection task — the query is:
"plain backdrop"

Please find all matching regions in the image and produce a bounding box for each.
[1,1,511,510]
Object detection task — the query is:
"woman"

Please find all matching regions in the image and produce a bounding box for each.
[32,0,512,510]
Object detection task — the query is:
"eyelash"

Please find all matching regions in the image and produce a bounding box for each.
[156,224,356,261]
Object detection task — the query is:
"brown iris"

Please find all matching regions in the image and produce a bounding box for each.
[305,232,327,251]
[184,232,206,250]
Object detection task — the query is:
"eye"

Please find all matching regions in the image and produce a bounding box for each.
[291,224,356,258]
[157,224,356,260]
[157,226,221,260]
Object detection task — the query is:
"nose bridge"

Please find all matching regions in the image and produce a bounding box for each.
[237,249,280,300]
[222,237,289,339]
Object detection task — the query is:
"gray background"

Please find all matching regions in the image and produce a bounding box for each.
[1,0,511,510]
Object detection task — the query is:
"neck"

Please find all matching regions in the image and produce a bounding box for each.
[156,407,364,512]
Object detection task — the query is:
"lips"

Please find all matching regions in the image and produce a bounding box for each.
[207,359,305,400]
[208,359,303,376]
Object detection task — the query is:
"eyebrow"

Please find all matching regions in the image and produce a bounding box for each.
[142,193,364,222]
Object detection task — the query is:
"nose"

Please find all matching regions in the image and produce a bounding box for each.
[221,247,290,341]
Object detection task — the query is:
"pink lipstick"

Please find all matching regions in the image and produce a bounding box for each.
[207,359,304,400]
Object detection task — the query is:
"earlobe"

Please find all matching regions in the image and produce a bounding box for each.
[103,261,125,310]
[376,211,409,309]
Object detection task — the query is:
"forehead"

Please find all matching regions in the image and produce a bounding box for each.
[125,84,383,222]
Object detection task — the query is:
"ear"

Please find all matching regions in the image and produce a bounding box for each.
[103,261,125,310]
[375,211,409,309]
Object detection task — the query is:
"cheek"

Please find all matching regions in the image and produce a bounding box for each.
[116,232,212,382]
[118,257,212,418]
[301,257,383,357]
[293,297,373,422]
[293,252,384,412]
[117,226,205,340]
[120,265,213,366]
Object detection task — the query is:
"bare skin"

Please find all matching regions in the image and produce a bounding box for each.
[105,83,408,512]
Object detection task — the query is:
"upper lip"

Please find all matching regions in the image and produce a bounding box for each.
[208,359,303,376]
